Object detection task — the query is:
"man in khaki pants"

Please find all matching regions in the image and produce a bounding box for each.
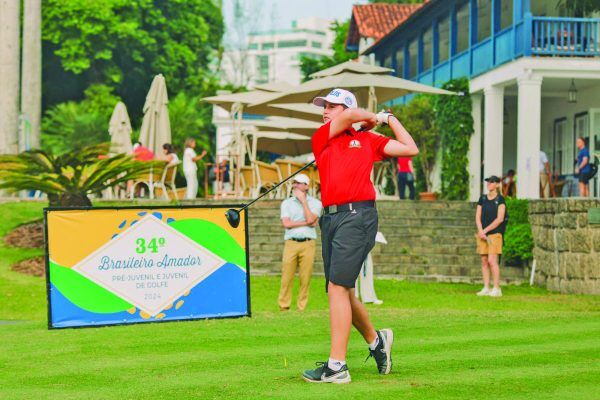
[278,173,322,311]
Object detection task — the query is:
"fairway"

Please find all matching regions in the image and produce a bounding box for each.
[1,203,599,399]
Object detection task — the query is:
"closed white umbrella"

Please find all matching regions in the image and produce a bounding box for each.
[108,101,133,154]
[139,74,171,156]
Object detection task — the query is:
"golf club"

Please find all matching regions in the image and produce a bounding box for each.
[225,160,316,228]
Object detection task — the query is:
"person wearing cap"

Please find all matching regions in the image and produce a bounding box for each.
[278,173,322,312]
[302,88,418,384]
[475,175,506,298]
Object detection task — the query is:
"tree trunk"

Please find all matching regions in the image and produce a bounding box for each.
[0,0,21,155]
[20,0,42,150]
[58,192,92,207]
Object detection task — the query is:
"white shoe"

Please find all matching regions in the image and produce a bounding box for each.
[476,287,491,296]
[489,287,503,297]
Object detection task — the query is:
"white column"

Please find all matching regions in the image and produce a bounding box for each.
[516,75,543,199]
[483,86,504,182]
[469,93,482,201]
[20,0,42,150]
[0,0,21,154]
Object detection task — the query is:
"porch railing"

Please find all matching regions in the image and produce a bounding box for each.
[528,15,600,57]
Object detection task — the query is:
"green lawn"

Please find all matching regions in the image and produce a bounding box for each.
[1,202,599,399]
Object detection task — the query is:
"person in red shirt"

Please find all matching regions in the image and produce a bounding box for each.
[397,156,415,200]
[302,88,419,384]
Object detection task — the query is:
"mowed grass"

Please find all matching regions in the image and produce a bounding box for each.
[0,202,599,400]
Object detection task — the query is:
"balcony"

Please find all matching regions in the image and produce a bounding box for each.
[528,16,599,57]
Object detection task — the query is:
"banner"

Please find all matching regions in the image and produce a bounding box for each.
[45,206,249,328]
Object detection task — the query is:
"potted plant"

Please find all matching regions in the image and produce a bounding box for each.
[398,95,439,201]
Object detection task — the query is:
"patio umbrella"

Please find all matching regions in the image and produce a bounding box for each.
[309,60,393,78]
[265,103,323,123]
[251,72,456,112]
[251,117,320,137]
[108,101,133,155]
[139,74,171,156]
[245,131,312,159]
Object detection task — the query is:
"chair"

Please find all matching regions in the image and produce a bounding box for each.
[130,162,168,199]
[240,166,256,198]
[253,161,282,198]
[275,159,306,197]
[304,165,320,197]
[155,161,181,200]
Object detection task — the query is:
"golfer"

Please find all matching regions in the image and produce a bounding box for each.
[302,88,419,384]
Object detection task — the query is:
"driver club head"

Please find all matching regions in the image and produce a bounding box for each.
[225,209,241,228]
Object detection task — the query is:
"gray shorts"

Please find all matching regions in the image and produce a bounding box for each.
[319,207,378,290]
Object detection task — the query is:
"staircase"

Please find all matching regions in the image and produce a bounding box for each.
[244,200,527,284]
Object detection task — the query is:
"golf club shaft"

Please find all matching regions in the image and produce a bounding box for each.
[239,160,316,212]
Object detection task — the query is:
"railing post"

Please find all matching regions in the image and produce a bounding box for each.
[524,12,533,56]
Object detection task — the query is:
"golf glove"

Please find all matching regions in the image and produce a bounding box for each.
[376,110,394,126]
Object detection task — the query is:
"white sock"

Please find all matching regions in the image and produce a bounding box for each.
[368,335,379,351]
[327,358,346,371]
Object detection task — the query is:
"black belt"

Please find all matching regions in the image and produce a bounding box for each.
[289,238,312,242]
[324,200,375,215]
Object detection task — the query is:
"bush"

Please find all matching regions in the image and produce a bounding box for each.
[503,198,534,265]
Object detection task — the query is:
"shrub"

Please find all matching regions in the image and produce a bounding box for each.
[503,198,534,265]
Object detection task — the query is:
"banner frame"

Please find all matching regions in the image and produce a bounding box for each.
[43,204,251,330]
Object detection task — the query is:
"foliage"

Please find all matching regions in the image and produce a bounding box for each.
[168,92,214,155]
[42,0,224,120]
[0,144,158,207]
[41,84,121,154]
[503,198,534,265]
[369,0,425,3]
[398,95,439,192]
[436,77,474,200]
[558,0,600,16]
[299,20,357,81]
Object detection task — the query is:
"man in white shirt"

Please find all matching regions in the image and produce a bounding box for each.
[278,173,322,311]
[540,150,552,198]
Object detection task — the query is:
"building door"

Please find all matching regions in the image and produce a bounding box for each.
[553,118,567,175]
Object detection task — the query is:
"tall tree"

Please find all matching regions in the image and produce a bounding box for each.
[299,20,357,82]
[0,0,21,154]
[42,0,224,120]
[21,0,42,150]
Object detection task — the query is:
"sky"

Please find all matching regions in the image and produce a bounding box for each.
[222,0,367,44]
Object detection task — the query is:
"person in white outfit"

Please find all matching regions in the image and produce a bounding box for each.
[183,138,207,199]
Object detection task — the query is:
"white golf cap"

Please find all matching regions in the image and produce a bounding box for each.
[292,173,310,185]
[312,88,358,109]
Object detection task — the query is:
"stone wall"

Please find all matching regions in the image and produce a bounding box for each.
[529,199,600,295]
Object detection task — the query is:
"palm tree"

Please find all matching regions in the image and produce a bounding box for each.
[0,144,160,206]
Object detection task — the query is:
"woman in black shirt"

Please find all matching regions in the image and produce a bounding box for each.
[475,176,506,297]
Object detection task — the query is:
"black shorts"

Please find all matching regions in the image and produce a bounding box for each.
[578,171,592,184]
[319,207,378,290]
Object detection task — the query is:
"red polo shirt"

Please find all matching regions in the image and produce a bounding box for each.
[312,122,391,207]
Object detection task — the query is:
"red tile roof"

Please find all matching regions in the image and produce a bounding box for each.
[346,3,425,50]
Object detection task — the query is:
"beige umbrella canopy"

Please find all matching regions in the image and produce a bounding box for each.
[245,131,312,159]
[309,60,393,78]
[251,72,456,112]
[251,117,320,137]
[266,103,323,123]
[108,101,133,154]
[139,74,171,156]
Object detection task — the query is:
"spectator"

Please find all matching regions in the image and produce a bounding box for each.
[475,176,506,298]
[160,143,179,165]
[183,138,207,199]
[575,137,591,197]
[502,169,516,197]
[278,173,322,311]
[397,156,415,200]
[132,142,154,161]
[540,150,553,198]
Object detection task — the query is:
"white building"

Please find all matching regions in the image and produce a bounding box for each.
[221,17,335,88]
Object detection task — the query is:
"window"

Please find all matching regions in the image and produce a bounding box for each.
[395,47,404,78]
[248,43,258,50]
[423,28,433,70]
[409,40,418,77]
[262,42,274,50]
[456,1,470,53]
[311,41,322,49]
[256,55,269,83]
[437,15,450,62]
[278,40,307,48]
[499,0,513,30]
[477,0,491,42]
